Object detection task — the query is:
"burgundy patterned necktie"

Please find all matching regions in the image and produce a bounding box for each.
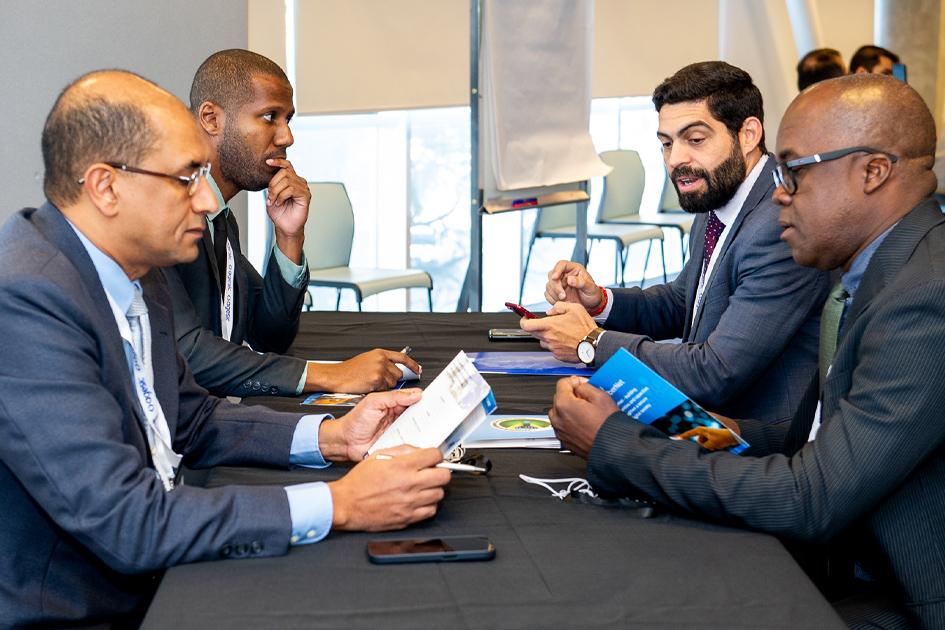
[702,211,725,272]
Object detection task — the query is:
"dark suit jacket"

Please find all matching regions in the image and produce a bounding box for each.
[0,204,304,627]
[168,210,309,397]
[597,157,829,424]
[587,199,945,628]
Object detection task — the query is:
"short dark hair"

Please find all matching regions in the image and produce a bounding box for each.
[652,61,766,153]
[850,45,900,73]
[190,49,290,114]
[796,48,846,90]
[42,72,158,207]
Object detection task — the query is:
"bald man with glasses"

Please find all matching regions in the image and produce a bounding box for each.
[550,74,945,629]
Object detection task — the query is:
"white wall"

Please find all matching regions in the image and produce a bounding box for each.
[0,0,248,229]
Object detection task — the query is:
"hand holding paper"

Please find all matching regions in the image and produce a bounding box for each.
[368,351,496,456]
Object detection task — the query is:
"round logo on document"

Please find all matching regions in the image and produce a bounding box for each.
[490,417,552,432]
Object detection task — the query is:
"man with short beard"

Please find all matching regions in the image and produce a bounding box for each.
[166,49,420,399]
[523,62,828,424]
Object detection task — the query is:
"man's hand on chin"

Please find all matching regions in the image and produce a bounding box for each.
[549,376,619,458]
[520,301,598,363]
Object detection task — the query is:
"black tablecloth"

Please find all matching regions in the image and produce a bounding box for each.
[142,312,844,629]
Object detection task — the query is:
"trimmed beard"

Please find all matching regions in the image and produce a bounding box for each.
[672,139,747,214]
[217,124,276,193]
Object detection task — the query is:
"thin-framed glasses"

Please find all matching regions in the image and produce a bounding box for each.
[773,146,898,194]
[78,161,212,196]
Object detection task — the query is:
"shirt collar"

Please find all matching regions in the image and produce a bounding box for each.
[713,154,768,226]
[206,174,228,223]
[841,222,898,298]
[66,219,139,314]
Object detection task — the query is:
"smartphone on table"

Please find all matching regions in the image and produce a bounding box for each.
[367,535,496,564]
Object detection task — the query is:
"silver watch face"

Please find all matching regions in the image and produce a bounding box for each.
[577,340,595,364]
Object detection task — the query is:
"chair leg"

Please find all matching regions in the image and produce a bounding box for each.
[659,238,667,284]
[619,242,628,287]
[427,287,433,312]
[334,289,342,311]
[357,290,363,312]
[639,240,654,287]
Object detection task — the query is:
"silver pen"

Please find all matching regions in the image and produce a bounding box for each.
[375,454,486,473]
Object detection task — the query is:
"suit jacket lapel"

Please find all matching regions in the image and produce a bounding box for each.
[31,204,151,445]
[843,199,945,335]
[681,213,707,340]
[688,156,777,337]
[141,272,179,431]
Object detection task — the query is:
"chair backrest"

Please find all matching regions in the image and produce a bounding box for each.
[304,182,355,269]
[597,150,645,222]
[659,176,683,212]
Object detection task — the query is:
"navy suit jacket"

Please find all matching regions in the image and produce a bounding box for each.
[167,211,309,397]
[588,200,945,628]
[597,157,829,423]
[0,204,305,627]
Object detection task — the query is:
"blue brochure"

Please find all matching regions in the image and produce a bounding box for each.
[467,351,595,376]
[587,349,748,454]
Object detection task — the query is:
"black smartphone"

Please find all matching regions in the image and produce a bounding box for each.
[367,536,496,564]
[504,301,538,319]
[488,328,536,341]
[892,63,907,83]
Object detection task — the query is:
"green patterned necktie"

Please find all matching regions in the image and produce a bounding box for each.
[819,282,849,388]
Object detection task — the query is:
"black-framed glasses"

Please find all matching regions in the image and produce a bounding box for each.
[772,146,898,194]
[78,161,212,196]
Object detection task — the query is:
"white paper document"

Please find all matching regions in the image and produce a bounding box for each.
[368,351,496,456]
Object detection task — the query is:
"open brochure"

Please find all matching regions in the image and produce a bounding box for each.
[588,349,749,454]
[462,415,560,449]
[368,351,496,456]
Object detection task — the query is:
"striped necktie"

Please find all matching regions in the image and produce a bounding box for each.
[818,281,849,388]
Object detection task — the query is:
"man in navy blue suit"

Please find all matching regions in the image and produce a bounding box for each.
[167,49,420,399]
[0,69,449,628]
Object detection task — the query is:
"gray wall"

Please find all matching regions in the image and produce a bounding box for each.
[0,0,249,230]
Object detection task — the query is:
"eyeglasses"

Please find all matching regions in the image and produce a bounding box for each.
[772,146,898,194]
[78,161,212,196]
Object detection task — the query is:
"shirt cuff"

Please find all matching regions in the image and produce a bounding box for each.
[272,245,308,288]
[289,414,332,468]
[284,482,332,545]
[594,288,615,323]
[295,361,315,395]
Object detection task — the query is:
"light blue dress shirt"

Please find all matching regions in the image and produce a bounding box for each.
[838,222,898,334]
[69,221,332,546]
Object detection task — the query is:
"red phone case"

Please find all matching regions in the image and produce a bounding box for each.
[505,302,537,319]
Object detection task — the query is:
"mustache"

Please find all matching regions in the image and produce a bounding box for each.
[672,166,710,182]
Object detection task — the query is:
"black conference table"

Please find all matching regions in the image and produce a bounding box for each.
[141,312,844,629]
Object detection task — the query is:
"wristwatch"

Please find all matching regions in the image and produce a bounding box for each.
[576,327,605,365]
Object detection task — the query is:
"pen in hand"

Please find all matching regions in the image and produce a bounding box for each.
[375,453,486,473]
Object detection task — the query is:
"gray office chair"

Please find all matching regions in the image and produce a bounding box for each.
[599,151,693,263]
[304,182,433,311]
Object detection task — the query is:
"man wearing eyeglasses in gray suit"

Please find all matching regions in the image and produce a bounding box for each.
[551,74,945,629]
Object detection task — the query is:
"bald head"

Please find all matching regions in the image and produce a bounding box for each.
[775,74,938,272]
[42,70,187,207]
[790,74,935,167]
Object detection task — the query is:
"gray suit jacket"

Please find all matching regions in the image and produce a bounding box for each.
[168,210,309,397]
[587,199,945,628]
[0,204,304,627]
[597,157,829,423]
